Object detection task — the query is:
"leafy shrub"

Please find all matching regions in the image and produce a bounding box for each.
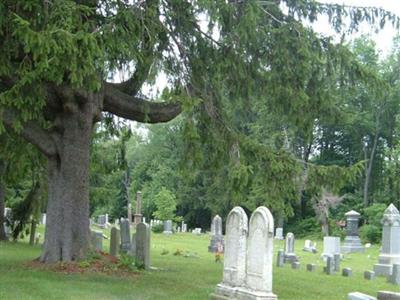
[173,249,183,256]
[118,253,136,270]
[151,223,164,233]
[286,217,320,238]
[360,224,381,244]
[362,203,386,227]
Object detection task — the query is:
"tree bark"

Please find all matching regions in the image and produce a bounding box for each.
[0,181,7,241]
[40,96,96,263]
[29,219,36,246]
[363,132,379,207]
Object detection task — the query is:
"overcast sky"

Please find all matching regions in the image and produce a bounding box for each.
[315,0,400,56]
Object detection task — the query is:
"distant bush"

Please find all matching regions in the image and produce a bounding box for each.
[151,223,164,233]
[360,224,381,244]
[285,217,320,238]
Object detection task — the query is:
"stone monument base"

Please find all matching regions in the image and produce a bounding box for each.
[210,284,277,300]
[163,230,173,235]
[342,236,364,253]
[284,253,298,263]
[374,263,393,276]
[208,236,224,253]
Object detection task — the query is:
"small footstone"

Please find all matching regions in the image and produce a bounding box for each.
[342,268,353,277]
[364,271,375,280]
[277,249,284,267]
[377,291,400,300]
[388,264,400,285]
[325,256,334,275]
[291,261,300,269]
[348,292,376,300]
[307,264,316,272]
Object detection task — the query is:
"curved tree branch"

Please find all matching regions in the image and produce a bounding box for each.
[2,110,57,158]
[103,83,181,123]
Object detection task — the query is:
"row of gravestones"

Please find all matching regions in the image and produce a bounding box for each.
[91,218,151,270]
[276,203,400,281]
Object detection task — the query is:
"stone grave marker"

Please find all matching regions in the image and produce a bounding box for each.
[120,218,131,252]
[135,222,150,270]
[109,227,120,257]
[284,232,298,263]
[374,204,400,276]
[211,206,248,299]
[163,220,173,235]
[342,210,364,253]
[275,227,283,240]
[388,264,400,285]
[322,236,341,259]
[209,215,224,253]
[364,271,375,280]
[276,249,284,267]
[343,268,353,277]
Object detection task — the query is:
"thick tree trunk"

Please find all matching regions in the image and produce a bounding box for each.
[29,219,36,246]
[40,100,95,263]
[363,132,379,207]
[0,181,7,241]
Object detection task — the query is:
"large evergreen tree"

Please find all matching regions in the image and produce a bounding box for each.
[0,1,396,262]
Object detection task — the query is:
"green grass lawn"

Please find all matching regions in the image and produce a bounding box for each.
[0,227,398,300]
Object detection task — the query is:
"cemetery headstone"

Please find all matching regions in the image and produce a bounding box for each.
[377,291,400,300]
[291,262,300,269]
[134,191,143,225]
[307,264,316,272]
[240,207,276,299]
[342,210,364,253]
[325,256,334,275]
[131,233,136,255]
[343,268,353,277]
[135,222,150,270]
[98,215,106,228]
[208,215,224,253]
[388,264,400,285]
[374,204,400,276]
[211,206,248,299]
[91,230,103,251]
[163,220,173,235]
[284,232,298,263]
[348,292,377,300]
[120,218,131,252]
[334,253,341,272]
[275,227,284,240]
[364,271,375,280]
[182,223,187,233]
[303,240,317,253]
[277,249,284,267]
[41,213,46,225]
[322,236,341,259]
[109,227,120,257]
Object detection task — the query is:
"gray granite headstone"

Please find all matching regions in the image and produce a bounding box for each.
[135,222,150,270]
[91,230,103,251]
[326,256,334,275]
[120,218,131,252]
[208,215,224,253]
[364,271,375,280]
[343,268,353,277]
[334,253,341,272]
[388,264,400,285]
[275,227,284,240]
[374,204,400,276]
[322,236,341,259]
[284,232,298,263]
[306,264,316,272]
[109,227,120,256]
[163,220,173,234]
[348,292,376,300]
[277,249,284,267]
[342,210,365,253]
[377,291,400,300]
[131,233,136,255]
[291,261,300,269]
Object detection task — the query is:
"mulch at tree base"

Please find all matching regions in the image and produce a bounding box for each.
[24,251,140,277]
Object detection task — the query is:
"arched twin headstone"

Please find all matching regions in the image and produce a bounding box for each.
[212,206,277,300]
